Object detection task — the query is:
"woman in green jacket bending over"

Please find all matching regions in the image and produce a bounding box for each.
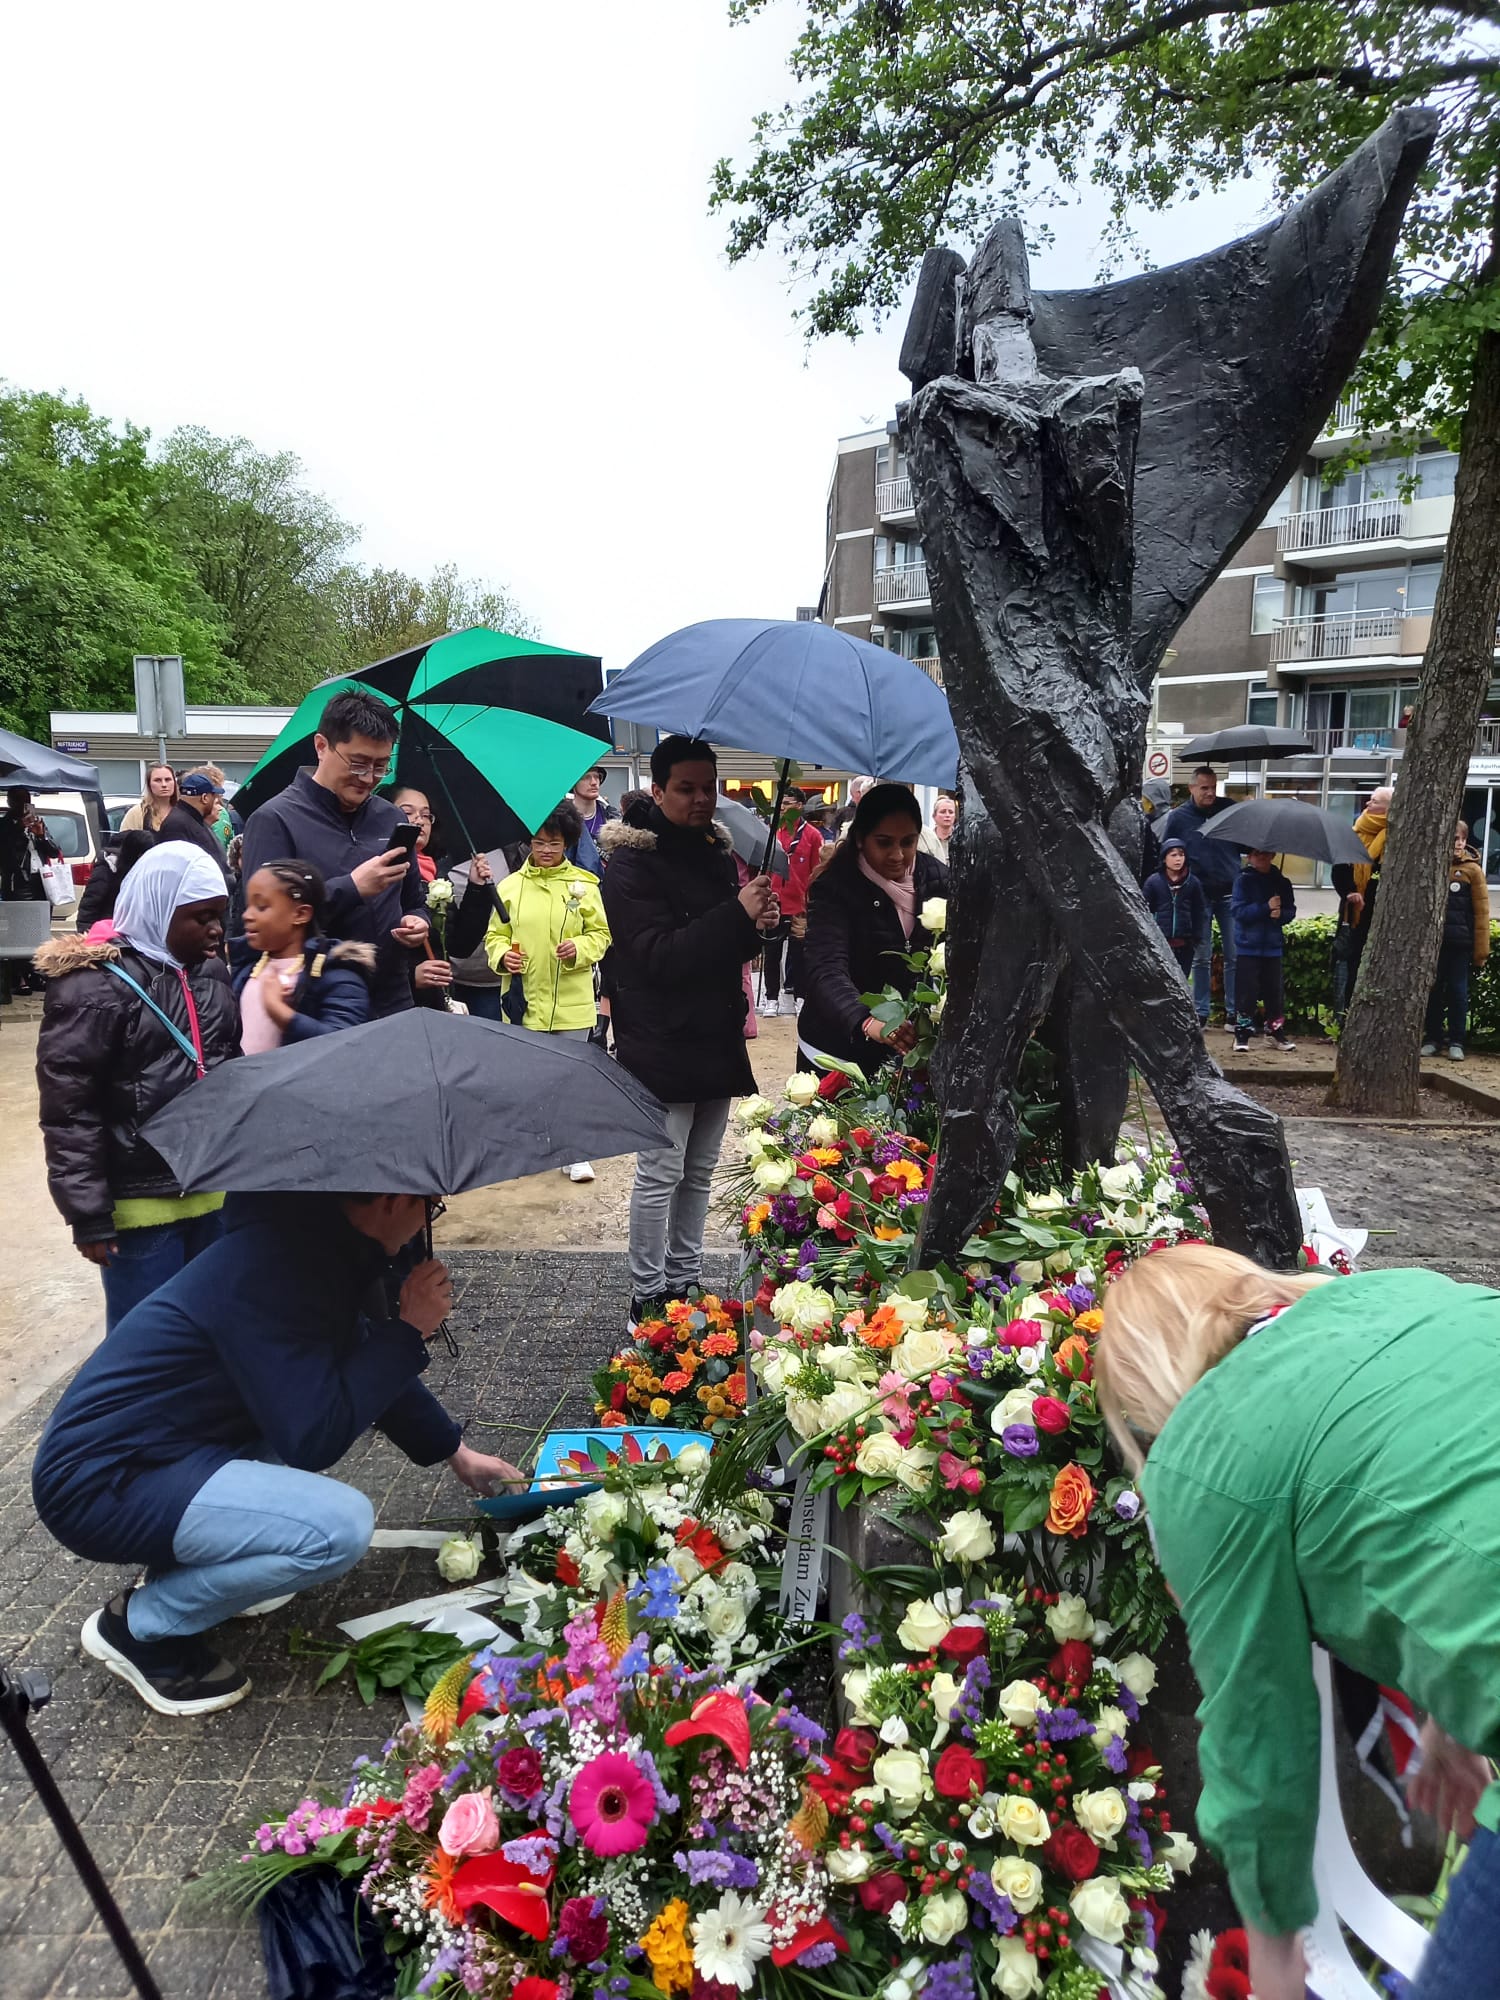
[1098,1245,1499,2000]
[484,798,611,1183]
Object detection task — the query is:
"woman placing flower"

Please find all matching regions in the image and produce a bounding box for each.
[484,800,611,1184]
[1098,1243,1500,2000]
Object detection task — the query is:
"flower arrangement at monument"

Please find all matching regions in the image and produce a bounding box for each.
[219,1600,859,1999]
[591,1295,749,1435]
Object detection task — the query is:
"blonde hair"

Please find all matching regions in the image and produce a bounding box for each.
[1097,1242,1330,1473]
[139,763,178,829]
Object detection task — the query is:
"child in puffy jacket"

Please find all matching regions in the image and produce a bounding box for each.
[1231,850,1296,1053]
[234,860,375,1052]
[1143,839,1210,985]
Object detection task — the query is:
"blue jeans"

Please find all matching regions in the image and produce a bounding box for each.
[1191,892,1237,1021]
[101,1209,225,1334]
[127,1458,374,1640]
[1412,1825,1500,1999]
[455,983,504,1021]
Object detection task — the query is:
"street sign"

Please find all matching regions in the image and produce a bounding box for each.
[1145,748,1171,779]
[133,656,187,761]
[54,739,89,754]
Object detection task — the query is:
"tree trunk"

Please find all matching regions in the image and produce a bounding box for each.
[1332,221,1500,1112]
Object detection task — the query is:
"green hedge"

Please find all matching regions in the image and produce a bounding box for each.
[1277,915,1500,1047]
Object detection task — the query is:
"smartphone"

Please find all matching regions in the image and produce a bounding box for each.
[388,822,421,857]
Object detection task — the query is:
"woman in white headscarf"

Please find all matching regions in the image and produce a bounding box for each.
[35,842,241,1331]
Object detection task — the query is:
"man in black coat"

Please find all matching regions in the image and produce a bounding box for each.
[1162,766,1240,1026]
[239,691,428,1017]
[160,772,233,882]
[599,736,776,1327]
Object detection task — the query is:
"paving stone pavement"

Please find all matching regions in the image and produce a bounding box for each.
[0,1250,733,2000]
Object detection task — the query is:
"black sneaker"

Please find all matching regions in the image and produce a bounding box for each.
[627,1296,667,1335]
[81,1589,250,1716]
[1271,1032,1297,1051]
[1233,1037,1250,1054]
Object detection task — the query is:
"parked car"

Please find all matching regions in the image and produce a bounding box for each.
[104,797,138,834]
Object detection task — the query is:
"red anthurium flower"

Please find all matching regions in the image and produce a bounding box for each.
[675,1520,727,1575]
[341,1798,402,1827]
[453,1854,552,1936]
[932,1744,987,1798]
[554,1549,581,1587]
[513,1981,561,2000]
[771,1913,849,1967]
[663,1690,752,1770]
[456,1676,492,1727]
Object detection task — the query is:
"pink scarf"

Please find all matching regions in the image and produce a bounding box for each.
[859,852,918,938]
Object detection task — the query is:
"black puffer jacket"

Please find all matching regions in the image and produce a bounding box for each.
[34,933,239,1243]
[799,847,949,1068]
[598,807,761,1104]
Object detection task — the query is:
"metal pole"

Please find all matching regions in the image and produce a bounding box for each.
[154,659,167,769]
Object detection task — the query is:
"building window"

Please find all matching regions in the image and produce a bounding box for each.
[1262,481,1296,527]
[1412,451,1459,500]
[1402,560,1443,616]
[1246,684,1278,726]
[1250,575,1283,634]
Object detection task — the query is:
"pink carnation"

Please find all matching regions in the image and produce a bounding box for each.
[438,1786,500,1858]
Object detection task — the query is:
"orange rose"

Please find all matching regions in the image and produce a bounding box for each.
[1054,1334,1093,1382]
[1046,1463,1096,1538]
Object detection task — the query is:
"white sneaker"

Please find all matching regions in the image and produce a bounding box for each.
[757,999,780,1018]
[1449,1045,1466,1062]
[567,1162,596,1182]
[234,1593,296,1618]
[778,996,799,1016]
[1420,1042,1438,1057]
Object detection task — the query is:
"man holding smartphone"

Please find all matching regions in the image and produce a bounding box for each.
[239,692,429,1017]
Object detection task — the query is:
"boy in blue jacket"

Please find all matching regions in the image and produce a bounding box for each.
[1143,838,1211,986]
[32,1192,521,1717]
[1231,849,1297,1054]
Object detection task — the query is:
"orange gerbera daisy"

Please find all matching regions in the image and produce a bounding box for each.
[873,1224,904,1242]
[701,1330,739,1358]
[857,1304,906,1349]
[725,1370,748,1406]
[887,1159,925,1190]
[662,1371,691,1394]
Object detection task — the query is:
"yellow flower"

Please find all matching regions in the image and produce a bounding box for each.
[873,1225,904,1242]
[1074,1308,1104,1334]
[641,1898,694,1994]
[887,1159,925,1190]
[649,1396,671,1420]
[746,1201,772,1237]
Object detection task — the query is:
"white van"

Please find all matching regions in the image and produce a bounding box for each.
[28,791,106,908]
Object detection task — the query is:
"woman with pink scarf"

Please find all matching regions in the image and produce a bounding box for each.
[796,783,948,1072]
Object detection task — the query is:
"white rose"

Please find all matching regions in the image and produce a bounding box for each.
[992,1387,1038,1431]
[897,1596,953,1653]
[892,1446,937,1493]
[579,1490,629,1540]
[827,1844,872,1884]
[920,896,947,935]
[753,1157,796,1193]
[1070,1875,1131,1946]
[918,1890,967,1946]
[1098,1161,1143,1201]
[1117,1651,1158,1701]
[784,1072,819,1106]
[580,1547,612,1589]
[871,1747,928,1810]
[703,1595,749,1644]
[990,1856,1043,1917]
[996,1795,1049,1847]
[1014,1294,1053,1321]
[842,1666,877,1723]
[735,1094,774,1127]
[666,1545,702,1586]
[930,1671,962,1723]
[1045,1592,1095,1643]
[1074,1787,1128,1848]
[938,1510,997,1565]
[674,1442,710,1476]
[770,1280,836,1334]
[1045,1248,1074,1273]
[821,1342,869,1381]
[742,1127,774,1159]
[997,1680,1044,1731]
[1159,1831,1198,1873]
[931,991,945,1022]
[893,1325,951,1381]
[784,1394,825,1441]
[928,941,947,977]
[820,1382,874,1432]
[886,1293,930,1329]
[1024,1187,1069,1216]
[806,1113,840,1147]
[435,1534,481,1582]
[856,1431,907,1478]
[758,1346,795,1395]
[1091,1705,1129,1755]
[995,1936,1044,1998]
[1012,1260,1044,1285]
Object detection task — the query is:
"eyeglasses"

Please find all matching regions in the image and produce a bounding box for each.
[402,807,435,825]
[329,744,392,781]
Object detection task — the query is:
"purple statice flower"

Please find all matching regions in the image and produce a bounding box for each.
[773,1706,827,1753]
[1102,1734,1128,1775]
[1114,1490,1142,1521]
[418,1947,463,1994]
[966,1872,1016,1933]
[873,1821,906,1860]
[677,1849,760,1889]
[1139,1904,1157,1953]
[839,1612,873,1661]
[1115,1682,1141,1724]
[1035,1705,1095,1743]
[1123,1796,1154,1866]
[925,1953,976,2000]
[797,1943,841,1969]
[502,1834,559,1874]
[636,1748,679,1817]
[951,1656,991,1739]
[1000,1423,1039,1458]
[442,1760,472,1790]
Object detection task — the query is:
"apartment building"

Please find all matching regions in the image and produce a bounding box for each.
[822,403,1500,877]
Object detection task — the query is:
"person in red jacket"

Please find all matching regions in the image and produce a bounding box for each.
[759,803,830,1017]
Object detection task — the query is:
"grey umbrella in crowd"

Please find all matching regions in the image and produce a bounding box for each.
[713,798,790,878]
[1205,796,1373,865]
[1179,725,1316,760]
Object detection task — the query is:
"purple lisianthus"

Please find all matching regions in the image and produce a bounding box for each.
[1000,1423,1039,1458]
[1114,1490,1142,1521]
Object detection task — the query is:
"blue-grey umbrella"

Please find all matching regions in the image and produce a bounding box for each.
[588,618,958,874]
[1205,796,1372,865]
[0,726,101,792]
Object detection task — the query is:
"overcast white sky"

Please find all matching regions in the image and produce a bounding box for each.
[3,0,1273,674]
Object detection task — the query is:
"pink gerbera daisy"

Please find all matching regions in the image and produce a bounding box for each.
[569,1752,656,1856]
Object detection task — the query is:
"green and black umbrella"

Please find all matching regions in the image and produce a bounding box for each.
[235,628,612,852]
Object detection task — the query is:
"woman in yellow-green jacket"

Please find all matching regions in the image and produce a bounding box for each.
[483,799,611,1181]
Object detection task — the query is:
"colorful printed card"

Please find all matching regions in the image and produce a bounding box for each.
[475,1427,715,1524]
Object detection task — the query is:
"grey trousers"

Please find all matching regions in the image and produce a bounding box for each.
[628,1098,732,1299]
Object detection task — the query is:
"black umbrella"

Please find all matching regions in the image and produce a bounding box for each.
[141,1010,669,1195]
[0,726,102,792]
[1204,797,1373,865]
[1178,726,1315,760]
[714,798,790,878]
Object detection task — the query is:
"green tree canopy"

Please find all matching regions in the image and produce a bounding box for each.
[327,561,538,674]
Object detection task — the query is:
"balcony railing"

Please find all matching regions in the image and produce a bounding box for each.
[1476,721,1500,758]
[1329,394,1363,433]
[1278,495,1408,553]
[876,475,915,517]
[1298,726,1405,757]
[873,562,931,606]
[1270,608,1402,664]
[910,655,943,686]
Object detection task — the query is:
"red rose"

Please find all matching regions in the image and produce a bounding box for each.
[496,1744,544,1797]
[933,1744,988,1798]
[833,1726,878,1774]
[869,1173,900,1200]
[1126,1743,1159,1779]
[817,1068,850,1099]
[938,1624,989,1665]
[608,1381,629,1411]
[1042,1822,1101,1882]
[849,1127,875,1150]
[692,1978,741,2000]
[1049,1640,1094,1686]
[1031,1394,1071,1433]
[811,1174,837,1203]
[554,1549,581,1587]
[513,1983,560,2000]
[858,1873,908,1915]
[723,1298,745,1319]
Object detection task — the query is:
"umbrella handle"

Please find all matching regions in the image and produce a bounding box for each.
[425,747,509,926]
[759,759,793,880]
